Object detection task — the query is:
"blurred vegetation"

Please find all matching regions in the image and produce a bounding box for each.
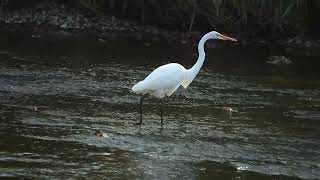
[78,0,319,38]
[2,0,320,38]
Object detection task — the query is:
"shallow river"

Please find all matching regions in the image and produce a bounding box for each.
[0,30,319,179]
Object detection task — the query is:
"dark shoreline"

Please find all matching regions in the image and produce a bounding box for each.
[1,2,319,58]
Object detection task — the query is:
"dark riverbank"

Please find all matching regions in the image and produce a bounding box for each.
[1,0,320,80]
[1,1,320,58]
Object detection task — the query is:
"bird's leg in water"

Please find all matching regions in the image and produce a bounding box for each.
[184,87,193,105]
[139,96,143,125]
[160,99,164,125]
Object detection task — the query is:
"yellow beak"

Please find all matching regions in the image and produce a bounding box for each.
[218,34,238,42]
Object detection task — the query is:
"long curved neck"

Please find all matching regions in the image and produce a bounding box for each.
[186,33,211,81]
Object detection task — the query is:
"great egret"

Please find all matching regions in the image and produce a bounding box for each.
[132,31,237,125]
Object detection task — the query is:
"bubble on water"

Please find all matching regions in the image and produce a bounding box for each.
[199,167,206,171]
[32,34,41,38]
[236,166,248,171]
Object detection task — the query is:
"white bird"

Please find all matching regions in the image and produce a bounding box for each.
[132,31,237,125]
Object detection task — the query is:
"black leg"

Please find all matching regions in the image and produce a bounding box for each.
[138,96,143,125]
[160,99,163,125]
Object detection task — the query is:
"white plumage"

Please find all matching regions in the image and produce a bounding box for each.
[132,63,188,98]
[132,31,237,124]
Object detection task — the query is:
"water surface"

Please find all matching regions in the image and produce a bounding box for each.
[0,30,319,179]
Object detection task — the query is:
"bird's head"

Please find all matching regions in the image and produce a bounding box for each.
[208,31,237,42]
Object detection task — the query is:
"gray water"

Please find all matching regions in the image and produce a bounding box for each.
[0,30,319,179]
